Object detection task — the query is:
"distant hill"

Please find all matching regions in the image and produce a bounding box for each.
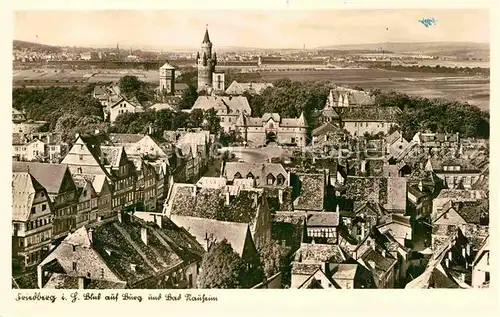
[316,42,489,60]
[13,40,62,52]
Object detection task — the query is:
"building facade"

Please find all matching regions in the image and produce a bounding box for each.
[236,112,308,147]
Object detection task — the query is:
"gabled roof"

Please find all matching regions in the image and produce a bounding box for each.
[170,215,250,257]
[12,172,47,222]
[192,96,251,115]
[312,122,345,137]
[12,162,70,194]
[225,81,273,95]
[159,61,175,70]
[43,273,127,289]
[224,162,288,186]
[109,133,145,144]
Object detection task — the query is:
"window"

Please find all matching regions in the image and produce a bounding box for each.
[234,172,242,179]
[42,204,46,211]
[77,167,82,174]
[19,238,24,247]
[31,207,35,214]
[246,172,254,179]
[266,173,275,185]
[485,272,490,282]
[276,174,286,185]
[79,155,83,160]
[41,192,45,197]
[72,261,77,271]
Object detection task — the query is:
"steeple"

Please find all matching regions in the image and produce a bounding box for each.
[203,25,211,44]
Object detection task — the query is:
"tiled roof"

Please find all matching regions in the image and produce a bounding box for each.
[12,172,46,222]
[454,201,488,224]
[100,146,125,167]
[160,61,175,70]
[361,248,397,277]
[345,176,406,212]
[109,133,145,144]
[294,243,347,264]
[291,262,322,275]
[91,218,185,285]
[292,173,325,211]
[331,263,358,280]
[435,189,486,201]
[312,122,345,137]
[169,186,264,227]
[225,81,273,95]
[192,96,251,115]
[43,273,127,289]
[170,215,250,256]
[306,212,340,227]
[224,162,288,187]
[13,162,70,194]
[337,106,402,122]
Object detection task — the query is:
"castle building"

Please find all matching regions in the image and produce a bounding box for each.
[196,27,224,93]
[236,112,308,147]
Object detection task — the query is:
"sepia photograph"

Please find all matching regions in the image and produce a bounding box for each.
[10,7,490,291]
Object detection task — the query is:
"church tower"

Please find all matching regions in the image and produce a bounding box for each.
[197,26,217,93]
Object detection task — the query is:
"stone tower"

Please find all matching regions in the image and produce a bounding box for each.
[159,61,175,95]
[197,27,217,92]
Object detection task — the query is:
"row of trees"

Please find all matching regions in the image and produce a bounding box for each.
[373,90,490,139]
[198,239,288,289]
[373,64,489,76]
[12,86,104,130]
[110,108,221,137]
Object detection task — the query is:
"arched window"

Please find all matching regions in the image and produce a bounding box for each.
[266,173,275,185]
[246,172,254,179]
[234,172,242,179]
[276,174,286,185]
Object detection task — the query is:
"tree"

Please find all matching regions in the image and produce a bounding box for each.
[203,108,221,134]
[198,239,247,289]
[119,75,143,96]
[179,86,198,110]
[258,241,288,279]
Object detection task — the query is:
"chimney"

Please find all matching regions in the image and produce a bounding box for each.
[253,193,258,206]
[466,244,470,256]
[445,258,450,268]
[117,211,122,223]
[460,273,465,282]
[140,227,148,245]
[75,133,80,140]
[361,160,366,174]
[225,192,230,206]
[78,277,85,289]
[88,228,93,245]
[130,264,137,272]
[382,250,386,257]
[192,187,197,197]
[336,204,340,213]
[278,189,284,205]
[462,247,466,258]
[154,214,162,228]
[418,181,423,192]
[448,251,452,261]
[94,129,100,135]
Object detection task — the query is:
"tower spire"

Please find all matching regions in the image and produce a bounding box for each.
[203,25,211,44]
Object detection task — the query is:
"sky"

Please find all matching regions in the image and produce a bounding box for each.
[14,9,490,49]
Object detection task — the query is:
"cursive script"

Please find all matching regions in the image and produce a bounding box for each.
[419,18,436,27]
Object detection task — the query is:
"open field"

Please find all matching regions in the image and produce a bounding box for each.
[13,67,489,111]
[259,69,490,111]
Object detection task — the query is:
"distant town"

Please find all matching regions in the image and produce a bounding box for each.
[12,26,489,290]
